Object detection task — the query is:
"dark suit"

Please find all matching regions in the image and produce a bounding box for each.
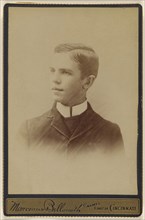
[21,103,124,154]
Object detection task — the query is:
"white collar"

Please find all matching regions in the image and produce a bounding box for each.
[56,100,88,118]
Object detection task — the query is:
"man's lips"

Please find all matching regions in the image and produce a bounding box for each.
[52,88,64,91]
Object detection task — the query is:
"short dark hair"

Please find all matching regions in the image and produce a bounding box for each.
[54,43,99,78]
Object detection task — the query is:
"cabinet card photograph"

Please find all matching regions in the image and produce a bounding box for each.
[3,3,142,217]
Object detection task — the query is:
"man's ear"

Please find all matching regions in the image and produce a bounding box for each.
[82,75,96,90]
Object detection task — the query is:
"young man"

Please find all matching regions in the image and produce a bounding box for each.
[22,43,124,155]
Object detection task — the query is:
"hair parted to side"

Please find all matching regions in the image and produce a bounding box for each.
[54,43,99,79]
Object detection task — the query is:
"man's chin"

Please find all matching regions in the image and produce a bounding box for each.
[52,95,63,103]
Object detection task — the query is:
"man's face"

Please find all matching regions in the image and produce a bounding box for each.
[49,53,86,106]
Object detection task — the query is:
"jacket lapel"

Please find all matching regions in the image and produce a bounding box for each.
[50,107,70,139]
[70,103,100,141]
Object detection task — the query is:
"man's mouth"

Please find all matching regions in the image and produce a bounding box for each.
[52,88,64,91]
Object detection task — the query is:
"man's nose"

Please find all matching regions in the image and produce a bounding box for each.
[52,72,61,84]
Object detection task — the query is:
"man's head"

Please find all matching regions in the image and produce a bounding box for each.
[49,43,99,106]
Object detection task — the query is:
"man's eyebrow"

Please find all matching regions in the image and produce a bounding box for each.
[49,67,74,73]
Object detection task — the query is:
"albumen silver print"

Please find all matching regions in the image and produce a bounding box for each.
[3,2,142,217]
[20,43,124,154]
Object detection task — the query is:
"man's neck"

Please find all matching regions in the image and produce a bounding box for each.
[56,100,88,118]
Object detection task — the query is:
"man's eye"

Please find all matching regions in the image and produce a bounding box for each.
[50,67,55,72]
[61,70,71,75]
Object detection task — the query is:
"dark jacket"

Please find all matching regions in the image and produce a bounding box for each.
[22,103,124,154]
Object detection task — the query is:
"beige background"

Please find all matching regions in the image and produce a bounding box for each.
[8,7,138,194]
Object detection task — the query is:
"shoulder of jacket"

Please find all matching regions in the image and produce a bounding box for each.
[92,111,120,131]
[26,109,53,131]
[87,103,117,128]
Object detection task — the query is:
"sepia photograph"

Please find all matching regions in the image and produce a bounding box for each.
[3,3,142,217]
